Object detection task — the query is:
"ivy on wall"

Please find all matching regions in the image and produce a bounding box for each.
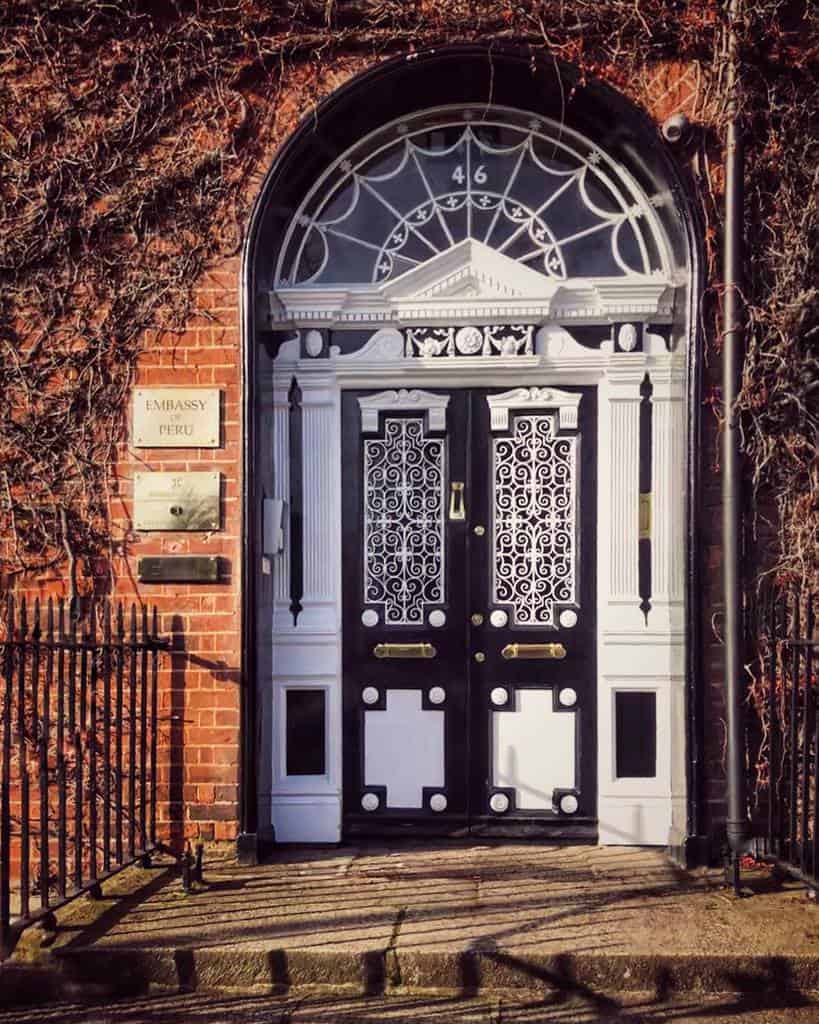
[0,0,815,596]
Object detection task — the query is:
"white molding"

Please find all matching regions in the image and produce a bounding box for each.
[358,388,451,433]
[271,276,675,328]
[271,240,674,329]
[486,386,582,431]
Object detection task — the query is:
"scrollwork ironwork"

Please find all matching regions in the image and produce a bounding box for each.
[493,414,577,627]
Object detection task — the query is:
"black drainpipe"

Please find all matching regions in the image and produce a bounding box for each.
[722,0,750,886]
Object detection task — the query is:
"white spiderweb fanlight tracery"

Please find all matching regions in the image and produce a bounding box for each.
[276,108,670,288]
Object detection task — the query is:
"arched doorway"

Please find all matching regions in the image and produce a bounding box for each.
[242,46,702,851]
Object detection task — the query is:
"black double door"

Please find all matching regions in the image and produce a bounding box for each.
[341,386,596,838]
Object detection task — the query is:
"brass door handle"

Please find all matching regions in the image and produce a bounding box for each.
[449,481,465,521]
[501,643,566,660]
[374,643,437,659]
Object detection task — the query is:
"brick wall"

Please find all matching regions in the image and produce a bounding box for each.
[111,261,244,847]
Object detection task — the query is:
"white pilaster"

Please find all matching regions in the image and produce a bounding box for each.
[272,382,292,630]
[601,356,645,632]
[649,361,686,631]
[297,374,341,631]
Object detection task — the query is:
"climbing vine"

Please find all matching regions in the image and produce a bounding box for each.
[0,0,815,599]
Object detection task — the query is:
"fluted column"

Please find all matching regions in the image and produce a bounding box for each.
[297,373,341,631]
[649,362,686,630]
[272,381,292,630]
[602,357,645,630]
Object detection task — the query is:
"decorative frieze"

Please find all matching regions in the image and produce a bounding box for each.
[406,324,534,358]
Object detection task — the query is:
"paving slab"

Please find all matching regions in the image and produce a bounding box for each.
[5,842,819,1005]
[1,990,819,1023]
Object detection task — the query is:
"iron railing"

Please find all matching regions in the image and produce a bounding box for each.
[750,586,817,889]
[0,597,166,956]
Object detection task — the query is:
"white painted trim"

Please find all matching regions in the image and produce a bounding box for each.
[271,272,675,329]
[358,388,450,432]
[271,324,687,846]
[486,386,582,431]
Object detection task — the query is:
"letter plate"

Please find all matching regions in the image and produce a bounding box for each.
[373,643,437,659]
[501,643,567,660]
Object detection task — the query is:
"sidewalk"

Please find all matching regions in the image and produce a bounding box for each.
[3,843,819,1010]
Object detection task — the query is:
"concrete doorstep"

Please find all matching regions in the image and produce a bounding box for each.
[2,844,818,1011]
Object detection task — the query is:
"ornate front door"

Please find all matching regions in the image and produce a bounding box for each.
[341,383,597,838]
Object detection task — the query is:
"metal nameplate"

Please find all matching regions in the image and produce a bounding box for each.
[138,556,220,583]
[134,472,220,531]
[639,492,652,540]
[132,388,220,448]
[373,643,437,659]
[501,643,567,660]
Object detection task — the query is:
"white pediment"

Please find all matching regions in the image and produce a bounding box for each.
[380,240,554,301]
[270,238,675,328]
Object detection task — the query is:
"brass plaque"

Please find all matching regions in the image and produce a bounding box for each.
[639,492,652,540]
[134,472,220,531]
[132,388,220,448]
[138,556,220,583]
[373,643,437,659]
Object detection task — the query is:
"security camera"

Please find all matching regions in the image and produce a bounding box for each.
[661,112,690,144]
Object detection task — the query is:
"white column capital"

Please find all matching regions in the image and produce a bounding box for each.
[605,354,647,396]
[648,360,686,399]
[297,372,336,406]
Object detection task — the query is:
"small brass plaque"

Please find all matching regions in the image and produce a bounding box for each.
[138,556,219,583]
[134,472,220,531]
[501,643,567,660]
[639,492,652,540]
[133,388,220,448]
[373,643,437,659]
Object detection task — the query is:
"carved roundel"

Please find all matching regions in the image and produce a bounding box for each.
[455,326,483,354]
[361,792,380,811]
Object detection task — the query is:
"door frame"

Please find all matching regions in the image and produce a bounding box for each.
[238,46,706,859]
[268,324,686,845]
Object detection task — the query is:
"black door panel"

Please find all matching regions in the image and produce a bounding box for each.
[341,385,596,839]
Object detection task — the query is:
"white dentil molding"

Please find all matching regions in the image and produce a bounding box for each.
[269,239,676,328]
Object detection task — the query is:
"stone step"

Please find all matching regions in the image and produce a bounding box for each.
[32,945,819,1003]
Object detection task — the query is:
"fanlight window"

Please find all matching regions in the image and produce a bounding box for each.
[276,106,672,289]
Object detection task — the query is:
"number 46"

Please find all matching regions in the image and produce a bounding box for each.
[452,164,487,185]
